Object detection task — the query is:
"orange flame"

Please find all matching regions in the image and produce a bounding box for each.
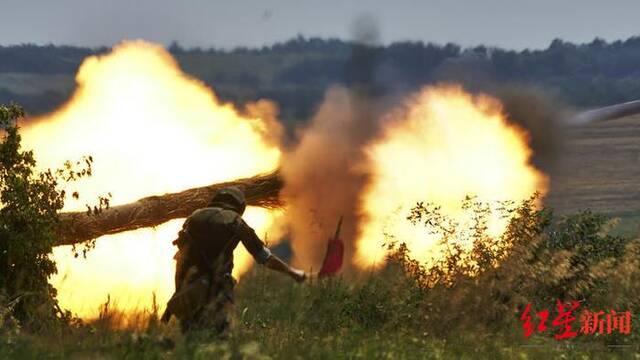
[21,41,283,319]
[355,85,548,268]
[18,43,547,318]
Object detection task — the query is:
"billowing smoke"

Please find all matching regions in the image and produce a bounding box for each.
[280,16,389,270]
[279,17,564,271]
[281,87,382,269]
[493,86,567,173]
[433,54,568,173]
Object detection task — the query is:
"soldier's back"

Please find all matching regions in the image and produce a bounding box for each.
[185,207,240,263]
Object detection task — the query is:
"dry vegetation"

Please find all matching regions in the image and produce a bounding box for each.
[3,104,640,358]
[2,195,640,359]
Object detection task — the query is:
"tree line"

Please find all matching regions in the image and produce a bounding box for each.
[2,35,640,120]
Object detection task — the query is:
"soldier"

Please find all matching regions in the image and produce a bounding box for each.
[161,186,306,335]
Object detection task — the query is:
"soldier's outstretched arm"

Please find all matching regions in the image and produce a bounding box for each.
[263,254,306,282]
[236,218,306,282]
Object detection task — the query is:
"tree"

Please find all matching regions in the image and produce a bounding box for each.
[0,103,91,330]
[57,172,282,245]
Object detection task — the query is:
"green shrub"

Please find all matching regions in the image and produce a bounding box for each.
[390,194,638,342]
[0,103,92,331]
[1,102,637,356]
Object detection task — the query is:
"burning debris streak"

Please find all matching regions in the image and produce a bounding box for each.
[20,40,283,319]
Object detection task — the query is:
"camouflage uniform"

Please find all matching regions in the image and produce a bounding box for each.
[162,187,271,334]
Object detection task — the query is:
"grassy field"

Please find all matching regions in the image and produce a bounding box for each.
[2,106,639,359]
[2,53,639,358]
[3,199,640,359]
[543,112,640,241]
[3,270,639,359]
[546,114,640,218]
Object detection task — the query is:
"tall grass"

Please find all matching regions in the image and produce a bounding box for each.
[1,197,639,359]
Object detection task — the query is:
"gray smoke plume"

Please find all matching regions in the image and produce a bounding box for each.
[494,86,567,174]
[281,87,381,268]
[280,18,568,270]
[433,54,568,173]
[280,16,388,270]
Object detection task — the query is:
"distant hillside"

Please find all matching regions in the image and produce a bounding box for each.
[2,36,640,123]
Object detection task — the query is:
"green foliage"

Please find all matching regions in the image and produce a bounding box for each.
[548,211,628,262]
[0,103,92,330]
[390,195,639,341]
[0,188,638,357]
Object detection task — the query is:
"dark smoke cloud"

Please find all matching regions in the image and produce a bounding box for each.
[494,86,568,174]
[280,16,390,270]
[280,16,572,270]
[433,54,568,173]
[281,87,382,268]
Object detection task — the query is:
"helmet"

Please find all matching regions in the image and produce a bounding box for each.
[209,186,246,215]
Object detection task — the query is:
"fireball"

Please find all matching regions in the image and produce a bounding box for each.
[355,85,548,268]
[21,41,283,319]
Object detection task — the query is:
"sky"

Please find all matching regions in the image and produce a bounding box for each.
[1,0,640,50]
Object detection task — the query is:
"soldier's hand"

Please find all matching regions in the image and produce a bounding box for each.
[290,268,306,283]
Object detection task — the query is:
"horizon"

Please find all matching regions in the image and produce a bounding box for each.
[2,0,640,51]
[1,33,638,53]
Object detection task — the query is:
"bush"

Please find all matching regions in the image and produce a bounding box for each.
[389,194,638,341]
[1,103,637,356]
[0,103,92,331]
[0,188,636,357]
